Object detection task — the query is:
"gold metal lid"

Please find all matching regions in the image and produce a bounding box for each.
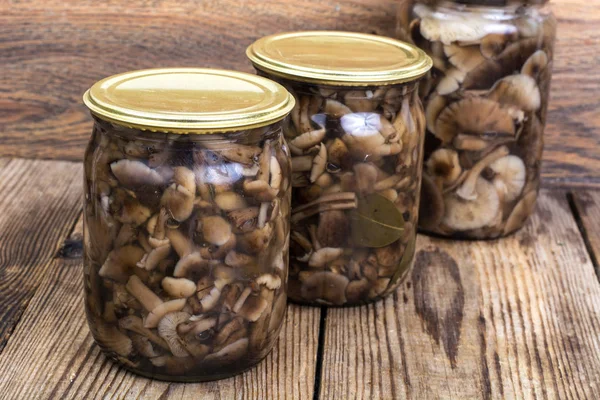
[83,68,295,134]
[246,31,433,86]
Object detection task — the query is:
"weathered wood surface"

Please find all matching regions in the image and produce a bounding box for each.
[0,157,82,352]
[1,0,599,187]
[571,191,600,274]
[320,190,600,399]
[0,212,321,400]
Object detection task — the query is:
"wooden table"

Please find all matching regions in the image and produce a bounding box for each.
[1,0,599,398]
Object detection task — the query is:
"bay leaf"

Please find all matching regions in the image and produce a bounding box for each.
[350,193,404,248]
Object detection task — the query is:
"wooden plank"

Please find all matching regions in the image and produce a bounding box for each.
[1,0,599,188]
[0,158,83,352]
[0,220,321,400]
[319,190,600,399]
[570,190,600,272]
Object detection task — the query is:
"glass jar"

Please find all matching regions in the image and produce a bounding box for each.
[398,0,556,239]
[82,68,294,381]
[247,32,432,306]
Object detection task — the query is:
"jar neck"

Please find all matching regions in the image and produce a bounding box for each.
[418,0,547,10]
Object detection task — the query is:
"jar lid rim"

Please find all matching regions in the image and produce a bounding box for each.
[83,68,295,134]
[246,31,432,86]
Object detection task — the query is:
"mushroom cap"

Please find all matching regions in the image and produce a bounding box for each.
[435,98,516,143]
[503,190,537,235]
[215,192,247,211]
[418,173,445,231]
[435,68,466,96]
[327,138,351,170]
[419,13,500,45]
[345,279,371,303]
[256,273,282,290]
[324,99,352,118]
[157,311,191,357]
[308,247,344,268]
[110,159,166,188]
[344,90,378,113]
[489,155,526,202]
[442,177,500,231]
[99,245,145,282]
[300,271,349,305]
[488,74,541,112]
[160,184,194,222]
[426,148,462,186]
[201,216,232,246]
[444,44,485,73]
[227,207,259,233]
[237,295,269,321]
[237,223,273,254]
[171,167,196,195]
[173,252,208,278]
[521,50,549,80]
[144,298,187,328]
[162,277,197,298]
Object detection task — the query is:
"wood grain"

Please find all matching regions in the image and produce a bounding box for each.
[0,214,321,400]
[0,157,82,352]
[570,190,600,273]
[1,0,599,188]
[319,190,600,399]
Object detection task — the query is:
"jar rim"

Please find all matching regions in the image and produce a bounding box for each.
[246,31,432,86]
[83,68,295,134]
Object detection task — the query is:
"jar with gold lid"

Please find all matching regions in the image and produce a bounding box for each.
[82,68,294,381]
[247,32,432,306]
[398,0,556,239]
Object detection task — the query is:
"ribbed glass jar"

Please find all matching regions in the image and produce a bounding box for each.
[82,68,294,381]
[398,0,556,239]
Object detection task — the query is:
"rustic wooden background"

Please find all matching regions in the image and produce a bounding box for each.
[1,0,599,187]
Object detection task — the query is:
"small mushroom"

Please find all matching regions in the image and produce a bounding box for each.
[136,244,171,271]
[436,98,516,143]
[218,144,261,165]
[308,247,344,268]
[290,126,326,150]
[198,286,221,312]
[345,279,371,303]
[173,252,208,278]
[522,50,549,80]
[215,192,247,211]
[489,155,526,202]
[270,157,282,190]
[110,159,165,188]
[436,68,466,95]
[426,148,462,187]
[224,250,255,268]
[227,207,259,233]
[157,312,190,357]
[324,99,352,117]
[301,271,349,305]
[162,277,197,298]
[444,44,485,73]
[116,196,152,226]
[256,274,282,290]
[144,298,187,328]
[503,190,537,235]
[237,223,273,254]
[488,74,541,112]
[443,177,500,231]
[237,295,269,321]
[161,183,194,222]
[125,275,162,310]
[310,143,327,183]
[100,246,145,282]
[327,138,351,169]
[456,146,509,201]
[243,179,278,202]
[480,32,518,59]
[201,216,232,246]
[118,315,169,350]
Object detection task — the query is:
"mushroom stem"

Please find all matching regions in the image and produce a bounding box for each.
[456,146,510,201]
[308,224,322,251]
[292,192,356,214]
[374,175,403,191]
[118,316,169,350]
[291,200,357,224]
[126,275,163,312]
